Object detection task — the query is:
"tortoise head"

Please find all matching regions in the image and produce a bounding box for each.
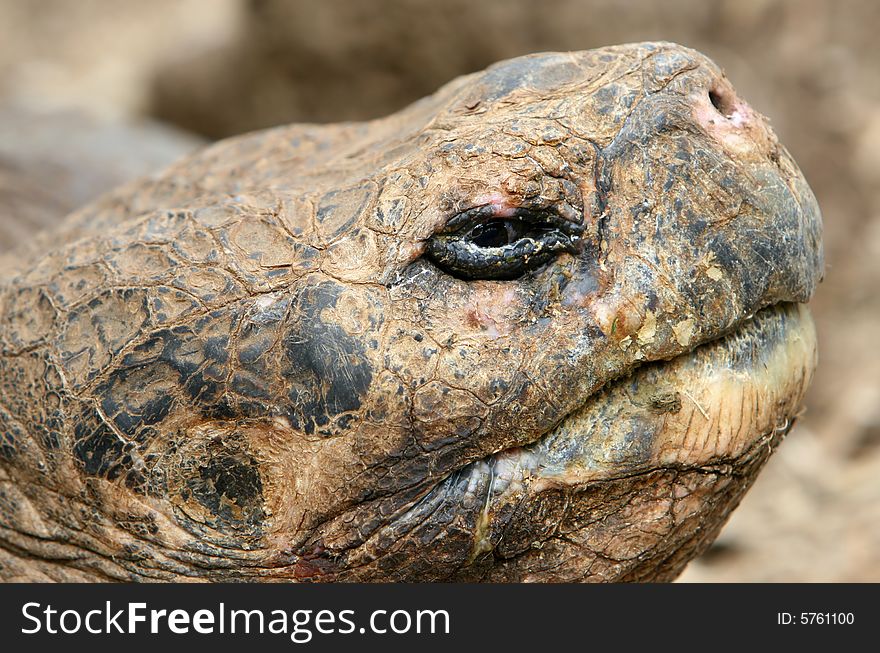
[0,42,821,581]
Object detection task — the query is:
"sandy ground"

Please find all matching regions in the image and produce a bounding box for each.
[0,0,877,581]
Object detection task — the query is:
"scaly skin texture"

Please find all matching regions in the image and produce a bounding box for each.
[0,42,822,582]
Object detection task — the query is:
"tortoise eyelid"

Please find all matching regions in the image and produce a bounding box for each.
[424,208,583,280]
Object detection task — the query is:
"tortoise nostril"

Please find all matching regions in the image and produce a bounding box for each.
[708,86,735,119]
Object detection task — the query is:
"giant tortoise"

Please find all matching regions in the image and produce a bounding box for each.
[0,42,822,582]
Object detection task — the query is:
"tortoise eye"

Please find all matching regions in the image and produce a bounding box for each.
[468,220,532,248]
[425,206,584,280]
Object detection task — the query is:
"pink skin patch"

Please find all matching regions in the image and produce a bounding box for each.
[588,291,645,341]
[462,286,519,338]
[472,191,519,218]
[398,240,426,262]
[693,81,776,159]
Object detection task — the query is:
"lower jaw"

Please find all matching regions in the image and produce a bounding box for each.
[326,302,816,582]
[456,301,816,579]
[484,301,816,490]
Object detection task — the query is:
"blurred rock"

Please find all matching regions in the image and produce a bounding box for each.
[0,0,240,119]
[0,105,203,255]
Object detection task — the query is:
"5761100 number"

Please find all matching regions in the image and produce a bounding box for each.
[777,612,854,625]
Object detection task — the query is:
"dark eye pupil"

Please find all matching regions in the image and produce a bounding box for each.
[470,222,514,248]
[423,207,585,281]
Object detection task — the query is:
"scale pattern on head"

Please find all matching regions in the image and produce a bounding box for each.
[0,42,821,581]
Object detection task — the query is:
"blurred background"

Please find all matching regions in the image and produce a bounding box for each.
[0,0,877,581]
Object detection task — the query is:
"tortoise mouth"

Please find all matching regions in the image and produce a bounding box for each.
[346,301,818,580]
[460,300,817,517]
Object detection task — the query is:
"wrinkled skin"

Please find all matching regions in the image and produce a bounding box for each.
[0,43,822,582]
